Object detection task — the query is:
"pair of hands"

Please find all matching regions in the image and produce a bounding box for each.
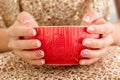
[7,10,115,65]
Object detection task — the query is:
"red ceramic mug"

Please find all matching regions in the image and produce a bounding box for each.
[27,26,100,65]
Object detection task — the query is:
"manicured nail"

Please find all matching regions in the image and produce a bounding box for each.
[41,59,45,65]
[22,17,31,24]
[83,16,91,22]
[32,40,41,47]
[28,29,36,36]
[87,26,95,32]
[35,50,44,57]
[80,61,85,65]
[83,40,92,46]
[81,51,89,57]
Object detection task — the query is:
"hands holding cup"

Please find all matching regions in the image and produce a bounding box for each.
[7,10,116,66]
[7,12,45,65]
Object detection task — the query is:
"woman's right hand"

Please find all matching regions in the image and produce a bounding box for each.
[7,12,45,65]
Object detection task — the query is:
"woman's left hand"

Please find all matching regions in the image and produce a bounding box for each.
[79,9,115,65]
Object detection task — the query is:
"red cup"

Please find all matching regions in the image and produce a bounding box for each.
[28,26,100,65]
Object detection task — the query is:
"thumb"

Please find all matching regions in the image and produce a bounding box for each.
[17,11,38,27]
[82,9,101,24]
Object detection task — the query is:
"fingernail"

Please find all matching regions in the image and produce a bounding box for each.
[87,26,95,32]
[35,50,44,57]
[28,29,36,36]
[22,17,31,24]
[80,61,85,65]
[41,59,45,65]
[83,40,92,46]
[81,51,89,57]
[32,40,41,47]
[83,16,91,22]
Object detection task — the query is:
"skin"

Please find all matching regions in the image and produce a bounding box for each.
[0,9,120,65]
[79,9,115,65]
[0,28,11,52]
[7,12,45,65]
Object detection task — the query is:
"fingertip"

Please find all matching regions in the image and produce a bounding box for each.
[80,50,90,57]
[41,59,45,65]
[83,15,91,23]
[31,40,42,48]
[82,39,92,46]
[36,40,42,47]
[87,26,95,33]
[17,11,38,27]
[28,28,37,36]
[17,11,31,24]
[35,50,44,58]
[79,60,86,65]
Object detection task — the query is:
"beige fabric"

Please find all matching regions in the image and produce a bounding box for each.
[0,16,6,28]
[0,0,109,27]
[0,46,120,80]
[0,0,120,79]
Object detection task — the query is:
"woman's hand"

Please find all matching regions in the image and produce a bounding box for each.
[79,10,115,65]
[7,12,45,65]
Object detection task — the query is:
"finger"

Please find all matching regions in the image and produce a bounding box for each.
[17,11,38,27]
[8,39,41,49]
[13,50,44,60]
[92,18,107,24]
[79,58,99,65]
[87,23,114,34]
[82,9,100,24]
[81,48,108,58]
[23,58,45,65]
[7,25,36,37]
[82,16,106,25]
[82,35,113,48]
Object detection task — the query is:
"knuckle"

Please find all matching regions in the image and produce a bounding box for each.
[7,27,14,37]
[8,42,12,48]
[8,40,15,49]
[8,23,19,36]
[17,11,27,20]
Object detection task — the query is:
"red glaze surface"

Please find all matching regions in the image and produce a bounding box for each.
[28,26,100,65]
